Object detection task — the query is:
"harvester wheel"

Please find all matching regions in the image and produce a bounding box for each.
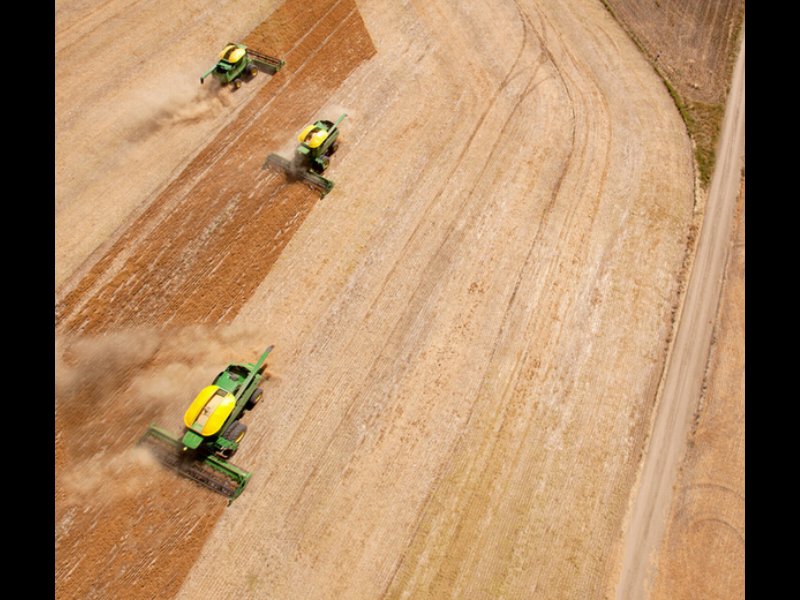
[249,66,258,77]
[246,388,263,410]
[234,426,247,443]
[312,157,329,174]
[220,422,247,457]
[233,79,242,90]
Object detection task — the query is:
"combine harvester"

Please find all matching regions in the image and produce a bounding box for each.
[140,346,273,501]
[201,42,284,89]
[264,113,347,197]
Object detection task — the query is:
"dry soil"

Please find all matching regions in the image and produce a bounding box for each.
[55,0,742,598]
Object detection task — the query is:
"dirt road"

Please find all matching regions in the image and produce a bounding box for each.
[57,0,701,597]
[650,177,744,600]
[614,29,745,599]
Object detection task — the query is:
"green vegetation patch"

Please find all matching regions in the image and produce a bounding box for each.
[663,79,724,187]
[685,101,725,187]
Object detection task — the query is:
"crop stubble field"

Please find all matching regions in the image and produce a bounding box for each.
[55,0,743,598]
[650,179,744,600]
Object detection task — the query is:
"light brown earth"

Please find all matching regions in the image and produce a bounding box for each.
[601,0,744,187]
[650,178,744,600]
[55,0,741,598]
[613,31,744,600]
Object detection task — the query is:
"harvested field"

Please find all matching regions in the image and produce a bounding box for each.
[601,0,744,186]
[55,0,743,597]
[613,32,744,599]
[56,0,376,332]
[650,178,744,600]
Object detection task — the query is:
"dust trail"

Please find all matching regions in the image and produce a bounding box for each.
[56,323,275,504]
[56,327,162,405]
[127,321,274,425]
[56,322,270,400]
[125,73,236,143]
[60,446,159,504]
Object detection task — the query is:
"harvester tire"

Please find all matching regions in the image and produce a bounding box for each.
[249,66,258,77]
[233,79,242,90]
[225,422,246,442]
[312,157,329,174]
[246,388,263,410]
[222,422,247,450]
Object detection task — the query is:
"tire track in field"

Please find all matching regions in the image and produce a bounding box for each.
[56,0,375,336]
[173,0,579,596]
[55,2,376,599]
[282,42,555,549]
[177,0,693,592]
[374,0,690,596]
[381,1,619,594]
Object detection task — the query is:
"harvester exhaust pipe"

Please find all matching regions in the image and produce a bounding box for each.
[329,112,348,135]
[200,65,216,85]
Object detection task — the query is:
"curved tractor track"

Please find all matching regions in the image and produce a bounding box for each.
[56,0,697,598]
[178,0,693,597]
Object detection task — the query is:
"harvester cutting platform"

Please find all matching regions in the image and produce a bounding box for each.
[264,113,347,197]
[201,42,284,89]
[140,346,273,501]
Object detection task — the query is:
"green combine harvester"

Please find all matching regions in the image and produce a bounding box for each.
[201,42,284,89]
[264,113,347,197]
[140,346,273,501]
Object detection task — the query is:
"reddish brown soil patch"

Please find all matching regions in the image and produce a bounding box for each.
[56,464,224,600]
[55,328,227,600]
[55,2,375,598]
[56,0,375,335]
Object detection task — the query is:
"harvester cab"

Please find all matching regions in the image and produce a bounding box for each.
[140,345,274,502]
[200,42,284,89]
[264,113,348,197]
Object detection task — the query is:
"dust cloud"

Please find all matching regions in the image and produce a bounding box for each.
[60,445,159,504]
[128,322,273,415]
[125,73,236,143]
[56,323,275,504]
[55,327,162,404]
[56,323,270,400]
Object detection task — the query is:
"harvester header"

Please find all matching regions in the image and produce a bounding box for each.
[201,42,285,89]
[264,113,348,197]
[139,345,274,501]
